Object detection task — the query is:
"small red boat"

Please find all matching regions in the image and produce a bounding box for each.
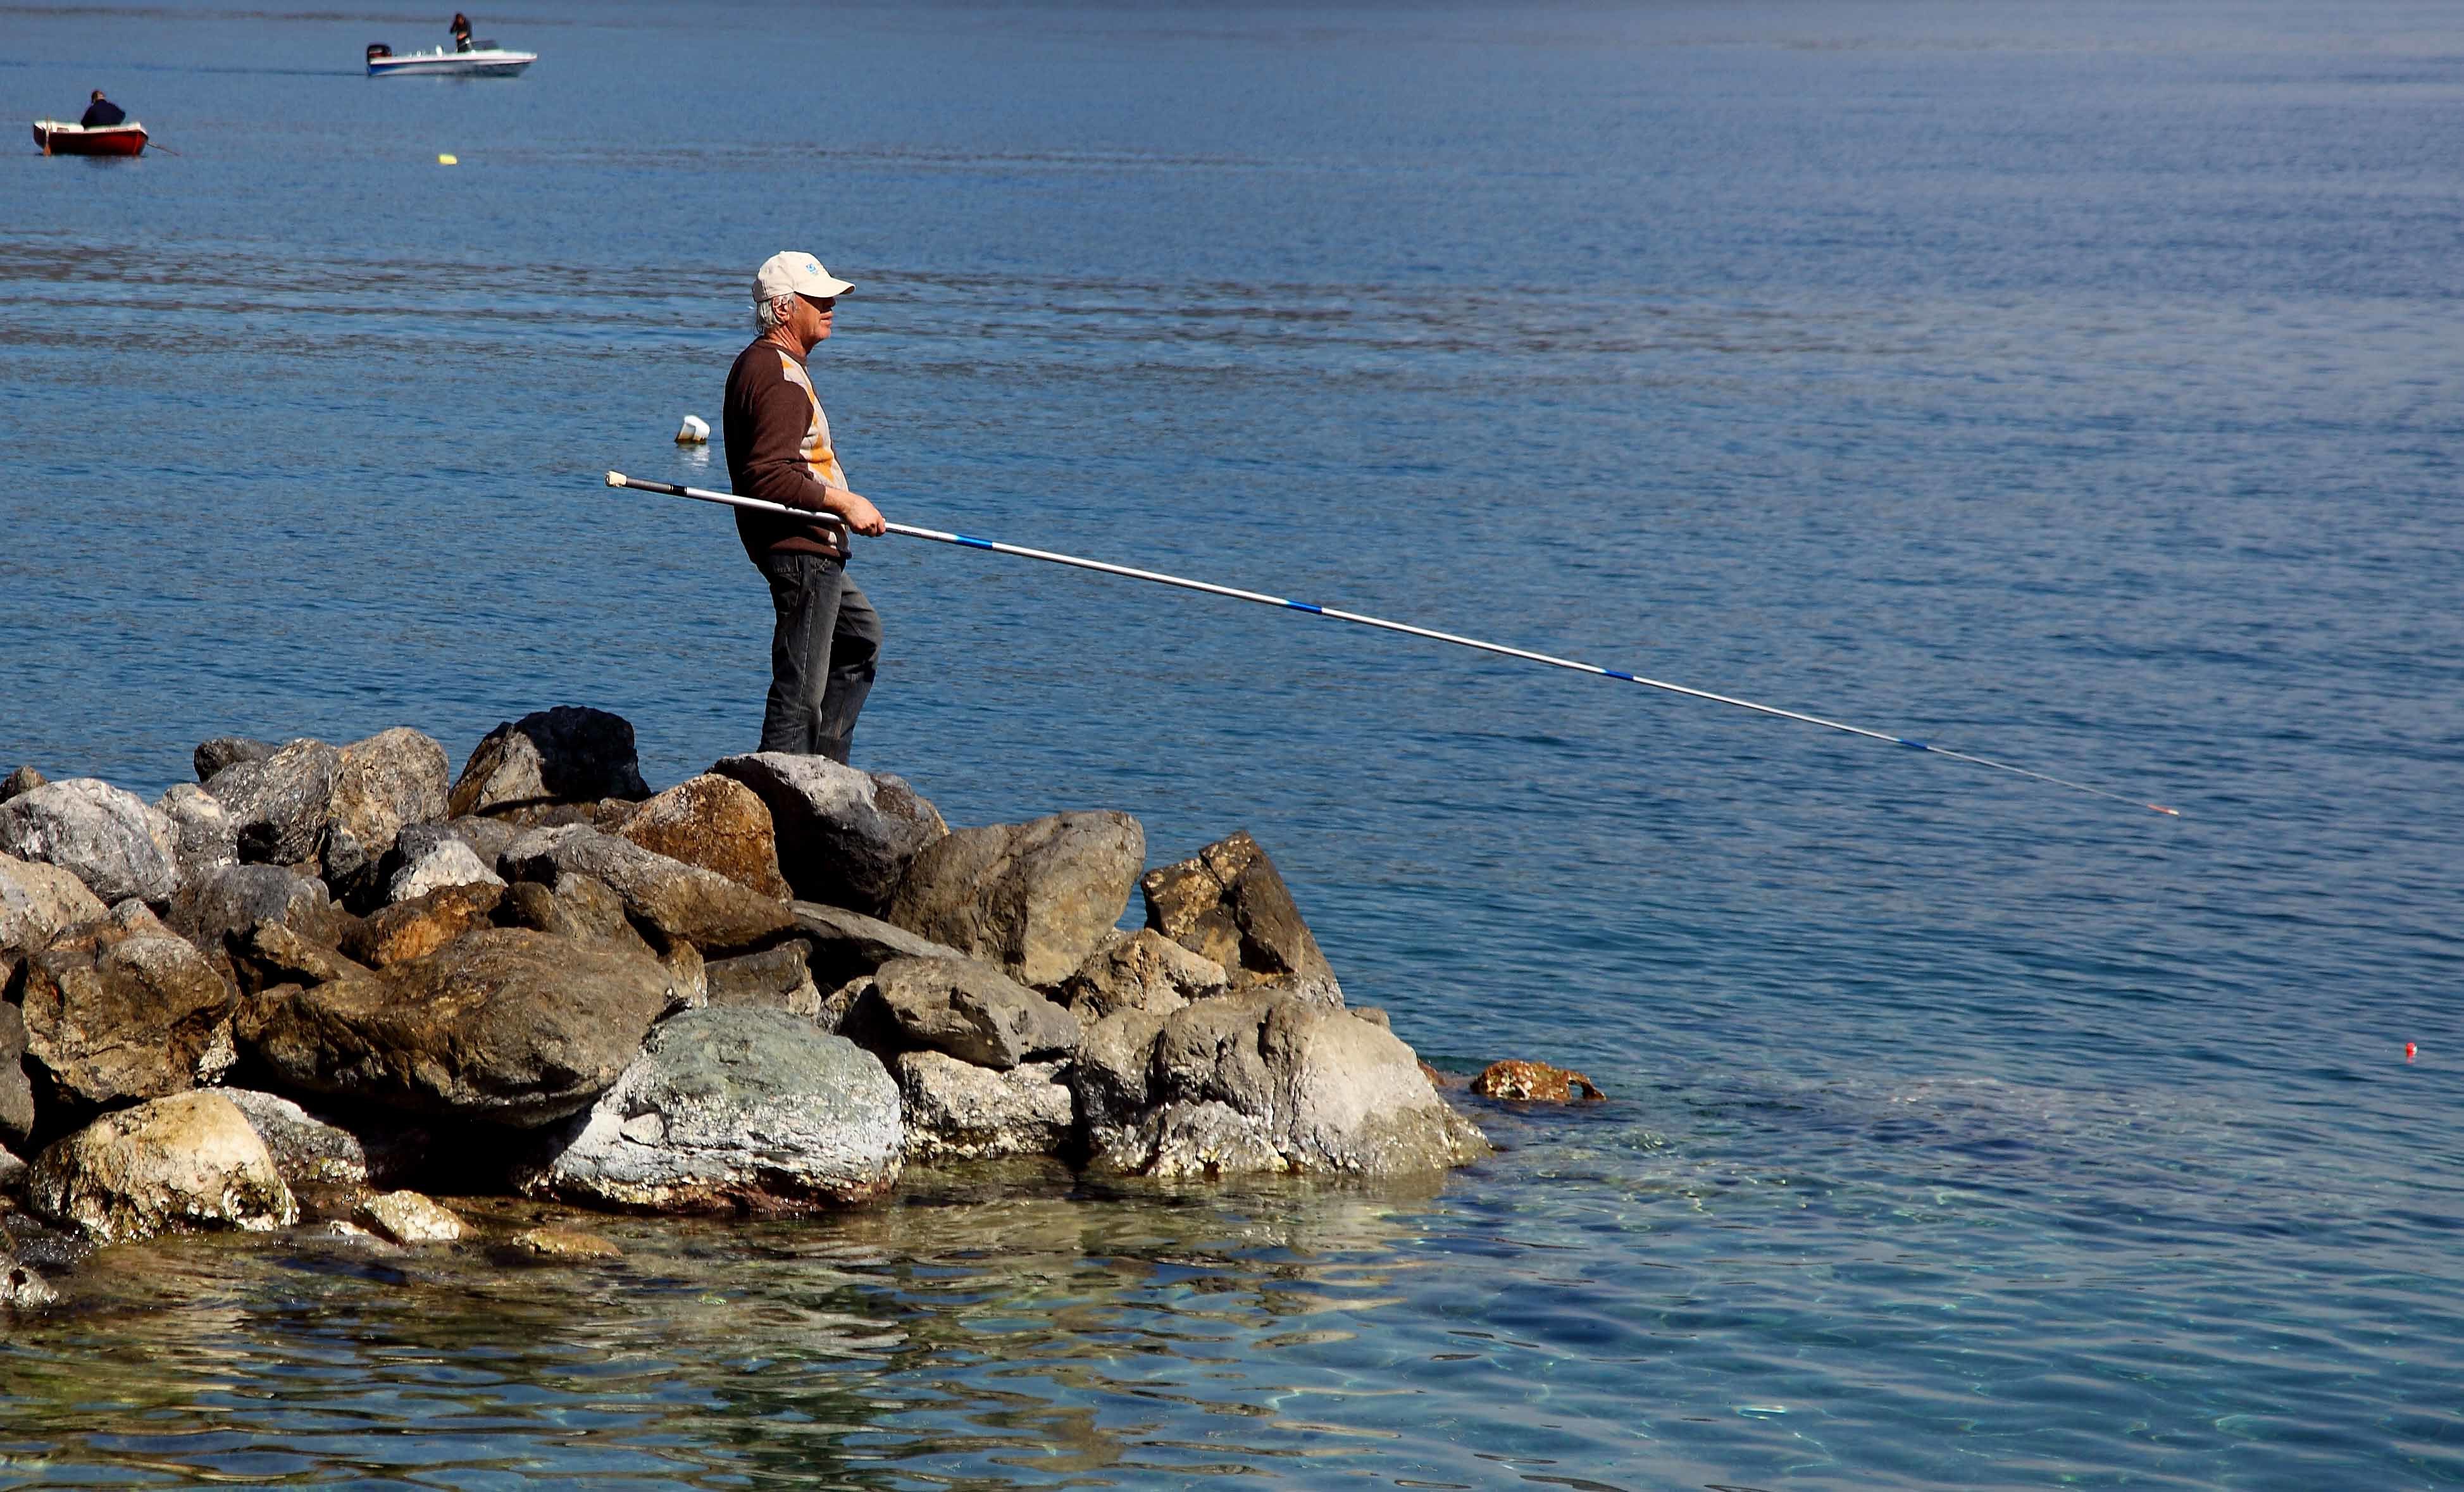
[32,120,149,156]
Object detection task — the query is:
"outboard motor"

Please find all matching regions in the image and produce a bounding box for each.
[366,42,392,62]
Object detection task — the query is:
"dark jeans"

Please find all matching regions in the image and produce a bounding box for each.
[756,550,881,762]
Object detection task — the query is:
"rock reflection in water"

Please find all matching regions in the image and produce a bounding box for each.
[0,1166,1449,1488]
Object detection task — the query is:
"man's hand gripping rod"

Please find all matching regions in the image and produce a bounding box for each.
[602,471,2179,816]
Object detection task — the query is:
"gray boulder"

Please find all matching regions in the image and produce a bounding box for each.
[613,774,792,900]
[885,811,1145,987]
[0,779,180,905]
[705,942,821,1015]
[155,783,237,883]
[383,825,505,903]
[27,1091,298,1244]
[18,935,239,1110]
[499,824,795,955]
[1,852,108,954]
[446,815,522,868]
[790,900,971,988]
[449,706,650,819]
[1076,992,1484,1179]
[193,736,277,783]
[1,766,46,804]
[854,955,1079,1071]
[169,862,340,958]
[204,738,341,868]
[323,728,451,896]
[0,1002,34,1150]
[895,1051,1073,1162]
[240,927,680,1127]
[1140,830,1343,1007]
[711,753,946,912]
[516,1006,902,1212]
[1059,928,1230,1022]
[227,921,370,997]
[221,1088,372,1186]
[495,872,656,961]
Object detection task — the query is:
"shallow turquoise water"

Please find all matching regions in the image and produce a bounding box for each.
[3,1,2462,1486]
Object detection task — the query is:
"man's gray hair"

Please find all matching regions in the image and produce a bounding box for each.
[753,292,799,332]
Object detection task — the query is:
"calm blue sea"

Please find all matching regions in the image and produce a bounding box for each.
[4,1,2461,1486]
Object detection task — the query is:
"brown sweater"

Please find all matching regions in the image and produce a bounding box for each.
[723,338,850,562]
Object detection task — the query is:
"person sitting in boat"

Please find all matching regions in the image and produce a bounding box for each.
[451,13,473,51]
[80,90,125,128]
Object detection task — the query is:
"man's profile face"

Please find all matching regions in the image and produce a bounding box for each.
[799,295,837,344]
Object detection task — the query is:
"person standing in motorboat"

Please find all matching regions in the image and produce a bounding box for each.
[724,252,889,762]
[80,90,125,127]
[450,13,473,51]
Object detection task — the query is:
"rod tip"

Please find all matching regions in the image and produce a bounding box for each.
[2149,804,2181,817]
[604,471,625,488]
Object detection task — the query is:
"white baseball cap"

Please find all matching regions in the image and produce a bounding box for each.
[752,251,854,304]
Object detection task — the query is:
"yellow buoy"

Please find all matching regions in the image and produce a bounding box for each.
[437,153,458,165]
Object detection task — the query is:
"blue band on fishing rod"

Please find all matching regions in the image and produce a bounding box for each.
[954,535,994,550]
[1605,670,1636,681]
[1900,738,1929,750]
[1288,602,1324,614]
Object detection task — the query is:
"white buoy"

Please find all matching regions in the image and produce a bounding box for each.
[675,414,710,445]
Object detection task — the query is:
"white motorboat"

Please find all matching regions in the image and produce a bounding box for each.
[366,41,536,77]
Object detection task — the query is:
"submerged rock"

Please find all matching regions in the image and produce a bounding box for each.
[517,1007,902,1212]
[711,753,946,912]
[450,706,651,819]
[1470,1060,1605,1102]
[356,1190,468,1245]
[0,779,180,906]
[1140,830,1343,1007]
[0,1253,57,1311]
[27,1091,298,1244]
[508,1225,620,1259]
[886,811,1145,987]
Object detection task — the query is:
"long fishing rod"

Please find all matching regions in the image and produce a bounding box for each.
[602,471,2179,817]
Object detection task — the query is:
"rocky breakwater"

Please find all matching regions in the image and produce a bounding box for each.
[0,711,1490,1304]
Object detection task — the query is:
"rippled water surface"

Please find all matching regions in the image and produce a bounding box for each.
[4,1,2463,1486]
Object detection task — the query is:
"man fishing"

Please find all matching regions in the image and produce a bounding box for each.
[80,90,125,128]
[724,252,888,762]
